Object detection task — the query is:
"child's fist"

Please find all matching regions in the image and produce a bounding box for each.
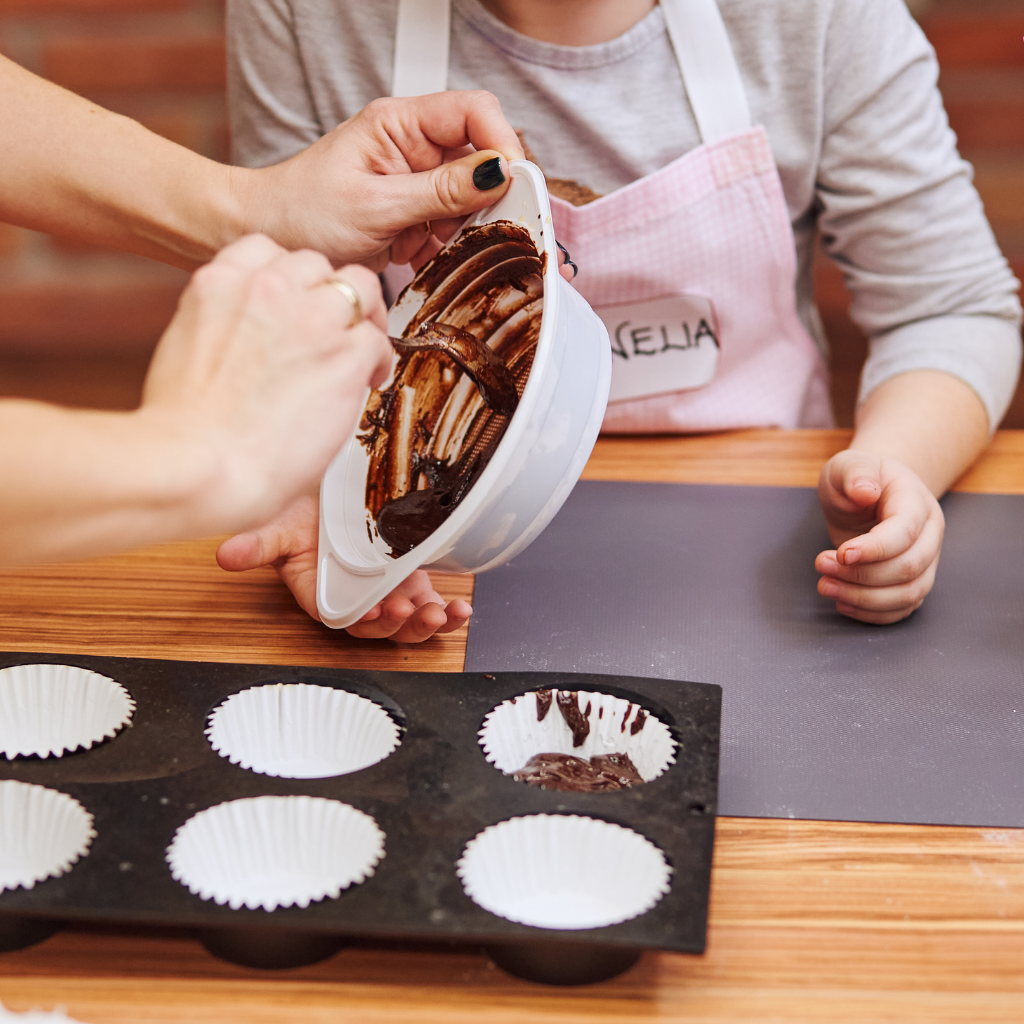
[815,450,945,625]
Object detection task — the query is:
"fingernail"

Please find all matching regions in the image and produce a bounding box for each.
[842,549,861,565]
[556,240,579,279]
[820,580,838,598]
[473,157,505,191]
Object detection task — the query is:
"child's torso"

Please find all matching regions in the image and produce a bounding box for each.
[280,0,837,358]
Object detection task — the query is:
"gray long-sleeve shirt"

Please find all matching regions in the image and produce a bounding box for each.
[227,0,1022,426]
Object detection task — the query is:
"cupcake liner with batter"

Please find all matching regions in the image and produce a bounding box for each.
[479,689,676,786]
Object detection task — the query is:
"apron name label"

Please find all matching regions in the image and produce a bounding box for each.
[596,294,721,403]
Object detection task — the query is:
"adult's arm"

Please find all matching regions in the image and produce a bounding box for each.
[0,54,523,271]
[0,236,392,565]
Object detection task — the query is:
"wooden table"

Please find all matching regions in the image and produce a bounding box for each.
[2,429,1024,1023]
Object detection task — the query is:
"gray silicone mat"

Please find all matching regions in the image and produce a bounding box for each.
[465,481,1024,827]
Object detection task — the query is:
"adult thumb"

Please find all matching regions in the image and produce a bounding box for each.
[384,150,514,228]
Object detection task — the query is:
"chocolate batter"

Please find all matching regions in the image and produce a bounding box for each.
[533,689,648,745]
[535,689,553,722]
[556,690,591,747]
[513,752,645,792]
[360,221,544,557]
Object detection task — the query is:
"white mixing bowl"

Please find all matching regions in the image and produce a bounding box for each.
[316,160,611,629]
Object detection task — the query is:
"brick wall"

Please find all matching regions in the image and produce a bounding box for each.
[1,0,1022,424]
[0,0,224,382]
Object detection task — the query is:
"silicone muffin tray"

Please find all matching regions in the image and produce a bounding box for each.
[0,652,720,985]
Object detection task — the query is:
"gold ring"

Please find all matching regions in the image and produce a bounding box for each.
[321,276,363,325]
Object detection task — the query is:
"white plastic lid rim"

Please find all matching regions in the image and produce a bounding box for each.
[316,160,611,628]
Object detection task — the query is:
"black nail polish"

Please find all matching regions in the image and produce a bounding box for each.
[472,157,506,191]
[556,240,579,279]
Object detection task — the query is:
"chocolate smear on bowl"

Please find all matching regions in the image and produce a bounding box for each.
[513,752,645,793]
[390,323,518,418]
[360,221,544,557]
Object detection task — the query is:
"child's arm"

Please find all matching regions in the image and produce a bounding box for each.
[808,0,1022,624]
[815,368,988,625]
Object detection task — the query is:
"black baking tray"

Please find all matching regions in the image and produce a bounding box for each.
[0,652,720,983]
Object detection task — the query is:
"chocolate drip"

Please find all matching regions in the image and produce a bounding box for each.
[556,691,591,748]
[513,752,644,793]
[360,220,543,557]
[390,322,519,417]
[630,709,647,735]
[535,689,552,722]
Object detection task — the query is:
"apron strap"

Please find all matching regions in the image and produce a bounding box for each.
[392,0,450,96]
[661,0,751,143]
[391,0,752,143]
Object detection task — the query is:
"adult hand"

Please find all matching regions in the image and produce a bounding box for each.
[0,232,395,565]
[0,61,522,275]
[141,233,393,535]
[244,91,524,272]
[814,450,945,625]
[216,495,472,642]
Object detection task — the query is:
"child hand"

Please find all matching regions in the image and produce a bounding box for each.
[345,572,473,642]
[216,495,472,642]
[815,450,945,625]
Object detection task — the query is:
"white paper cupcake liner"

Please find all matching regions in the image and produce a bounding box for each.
[0,781,95,892]
[0,664,135,759]
[479,689,676,786]
[206,683,401,779]
[166,795,385,911]
[457,814,671,930]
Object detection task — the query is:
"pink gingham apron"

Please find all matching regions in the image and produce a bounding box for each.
[390,0,832,432]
